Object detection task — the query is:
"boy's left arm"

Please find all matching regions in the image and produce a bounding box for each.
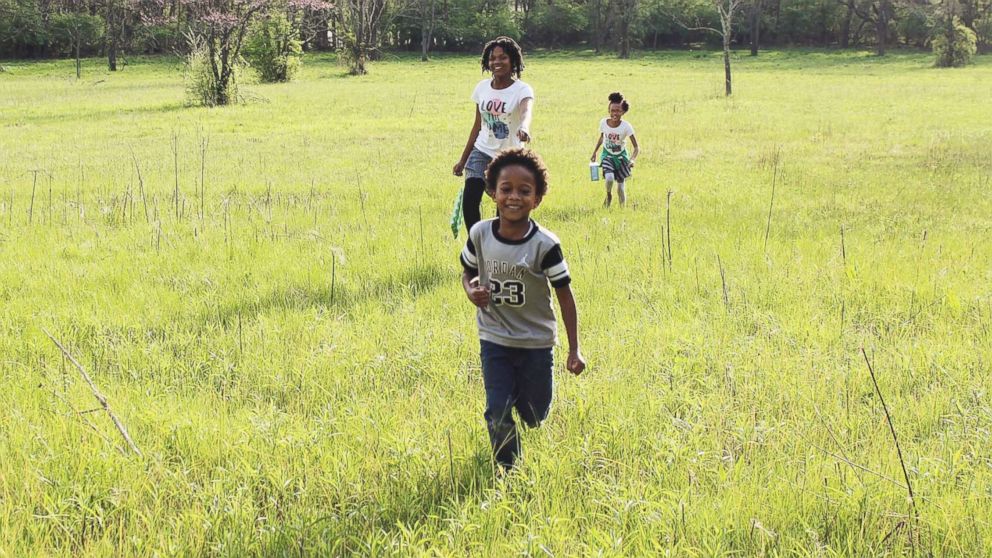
[554,285,586,375]
[629,134,640,164]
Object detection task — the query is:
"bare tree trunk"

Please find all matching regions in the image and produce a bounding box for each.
[107,3,118,71]
[420,0,435,61]
[718,0,739,95]
[315,17,329,49]
[617,1,632,58]
[175,0,183,50]
[615,0,637,58]
[75,40,81,79]
[749,0,761,55]
[875,0,889,55]
[592,0,602,54]
[673,0,739,94]
[840,2,852,47]
[723,32,732,95]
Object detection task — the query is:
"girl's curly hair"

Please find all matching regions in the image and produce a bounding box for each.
[485,148,550,197]
[608,91,630,113]
[481,37,525,78]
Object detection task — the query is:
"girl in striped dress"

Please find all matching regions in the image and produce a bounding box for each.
[590,92,640,208]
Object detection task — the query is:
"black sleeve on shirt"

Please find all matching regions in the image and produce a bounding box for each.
[541,244,571,288]
[540,244,564,269]
[460,237,478,276]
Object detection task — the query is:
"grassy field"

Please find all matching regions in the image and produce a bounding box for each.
[1,48,991,556]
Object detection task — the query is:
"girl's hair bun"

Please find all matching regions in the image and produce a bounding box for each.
[608,92,630,112]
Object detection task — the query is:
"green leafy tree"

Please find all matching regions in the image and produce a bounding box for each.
[50,9,104,78]
[525,0,587,47]
[0,0,50,57]
[616,0,641,58]
[439,0,520,51]
[244,12,302,81]
[971,10,992,52]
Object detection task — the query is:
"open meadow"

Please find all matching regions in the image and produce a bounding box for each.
[1,49,992,556]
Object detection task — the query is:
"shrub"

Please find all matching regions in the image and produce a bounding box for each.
[336,30,370,75]
[184,36,241,106]
[243,13,302,83]
[932,16,977,67]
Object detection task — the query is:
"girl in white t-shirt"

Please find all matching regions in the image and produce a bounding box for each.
[590,92,639,208]
[452,37,535,233]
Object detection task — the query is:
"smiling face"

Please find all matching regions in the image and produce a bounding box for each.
[488,46,512,80]
[493,164,542,223]
[608,102,625,121]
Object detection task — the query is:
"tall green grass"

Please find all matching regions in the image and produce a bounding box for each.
[1,49,991,556]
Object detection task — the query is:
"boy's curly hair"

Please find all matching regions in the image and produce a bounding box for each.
[481,36,525,77]
[485,148,550,197]
[608,91,630,113]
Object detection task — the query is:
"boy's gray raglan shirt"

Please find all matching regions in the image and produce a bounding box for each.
[460,219,571,349]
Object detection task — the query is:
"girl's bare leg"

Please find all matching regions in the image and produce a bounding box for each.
[604,173,615,208]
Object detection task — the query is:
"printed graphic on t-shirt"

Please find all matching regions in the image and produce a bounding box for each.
[605,132,624,154]
[485,257,529,306]
[480,98,510,139]
[489,278,526,306]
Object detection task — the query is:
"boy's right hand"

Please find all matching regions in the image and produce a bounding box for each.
[453,160,465,176]
[465,278,490,308]
[567,350,586,375]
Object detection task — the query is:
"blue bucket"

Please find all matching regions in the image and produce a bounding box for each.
[589,162,600,181]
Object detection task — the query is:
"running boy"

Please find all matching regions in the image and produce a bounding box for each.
[460,148,586,471]
[590,92,640,207]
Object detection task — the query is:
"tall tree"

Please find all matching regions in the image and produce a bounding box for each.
[838,0,854,47]
[671,0,745,95]
[874,0,891,54]
[103,0,131,70]
[616,0,638,58]
[416,0,438,60]
[588,0,612,54]
[837,0,892,55]
[715,0,743,93]
[51,0,104,77]
[748,0,760,54]
[336,0,407,73]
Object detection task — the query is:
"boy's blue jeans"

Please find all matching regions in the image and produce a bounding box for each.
[480,340,554,469]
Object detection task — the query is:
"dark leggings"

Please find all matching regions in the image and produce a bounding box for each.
[462,177,487,233]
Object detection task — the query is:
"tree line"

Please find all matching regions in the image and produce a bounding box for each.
[1,0,985,102]
[2,0,990,62]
